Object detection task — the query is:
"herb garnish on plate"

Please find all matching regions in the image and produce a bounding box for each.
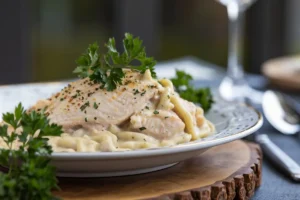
[73,33,157,91]
[171,70,214,112]
[0,103,63,199]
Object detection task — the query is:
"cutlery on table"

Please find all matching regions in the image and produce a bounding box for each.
[251,90,300,181]
[242,88,300,181]
[262,90,300,135]
[255,133,300,181]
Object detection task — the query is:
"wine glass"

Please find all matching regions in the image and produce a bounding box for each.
[216,0,259,102]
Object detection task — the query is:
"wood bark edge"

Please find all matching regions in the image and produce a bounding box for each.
[145,142,262,200]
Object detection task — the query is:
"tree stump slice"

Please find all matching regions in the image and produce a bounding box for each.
[55,140,262,200]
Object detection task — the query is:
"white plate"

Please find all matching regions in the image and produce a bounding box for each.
[0,82,263,177]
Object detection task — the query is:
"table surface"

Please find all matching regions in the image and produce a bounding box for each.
[246,89,300,200]
[191,63,300,200]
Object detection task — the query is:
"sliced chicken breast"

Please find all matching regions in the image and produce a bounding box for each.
[35,70,160,133]
[129,110,186,140]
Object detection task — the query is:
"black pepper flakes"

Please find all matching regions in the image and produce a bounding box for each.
[141,91,146,96]
[139,127,146,131]
[80,101,90,111]
[88,92,94,97]
[124,80,132,85]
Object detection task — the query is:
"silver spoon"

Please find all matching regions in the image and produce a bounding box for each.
[257,90,300,181]
[262,90,300,135]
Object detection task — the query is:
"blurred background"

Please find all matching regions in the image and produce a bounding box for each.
[0,0,299,84]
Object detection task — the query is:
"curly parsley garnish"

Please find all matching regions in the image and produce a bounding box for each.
[73,33,157,91]
[171,70,214,112]
[0,103,63,199]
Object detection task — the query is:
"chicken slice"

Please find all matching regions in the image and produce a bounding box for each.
[129,110,186,140]
[35,70,160,133]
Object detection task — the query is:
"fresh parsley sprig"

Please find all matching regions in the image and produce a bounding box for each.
[0,103,63,200]
[73,33,157,91]
[171,70,214,112]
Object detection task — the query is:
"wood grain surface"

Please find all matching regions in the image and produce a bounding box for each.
[54,140,262,200]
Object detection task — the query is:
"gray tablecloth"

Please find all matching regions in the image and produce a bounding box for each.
[193,75,300,200]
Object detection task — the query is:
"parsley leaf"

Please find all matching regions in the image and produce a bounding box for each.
[170,70,192,89]
[171,70,214,112]
[93,102,99,109]
[0,103,63,199]
[73,42,100,79]
[73,33,157,91]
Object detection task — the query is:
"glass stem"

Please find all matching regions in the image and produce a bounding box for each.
[227,2,245,81]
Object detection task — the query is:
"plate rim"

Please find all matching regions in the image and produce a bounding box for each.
[51,103,263,160]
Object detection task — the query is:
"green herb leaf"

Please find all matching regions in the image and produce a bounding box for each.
[73,42,100,79]
[153,110,159,115]
[0,103,63,199]
[80,101,90,111]
[93,102,99,109]
[73,33,157,91]
[171,70,214,112]
[170,70,192,89]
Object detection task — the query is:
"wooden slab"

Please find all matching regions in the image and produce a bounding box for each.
[55,140,262,200]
